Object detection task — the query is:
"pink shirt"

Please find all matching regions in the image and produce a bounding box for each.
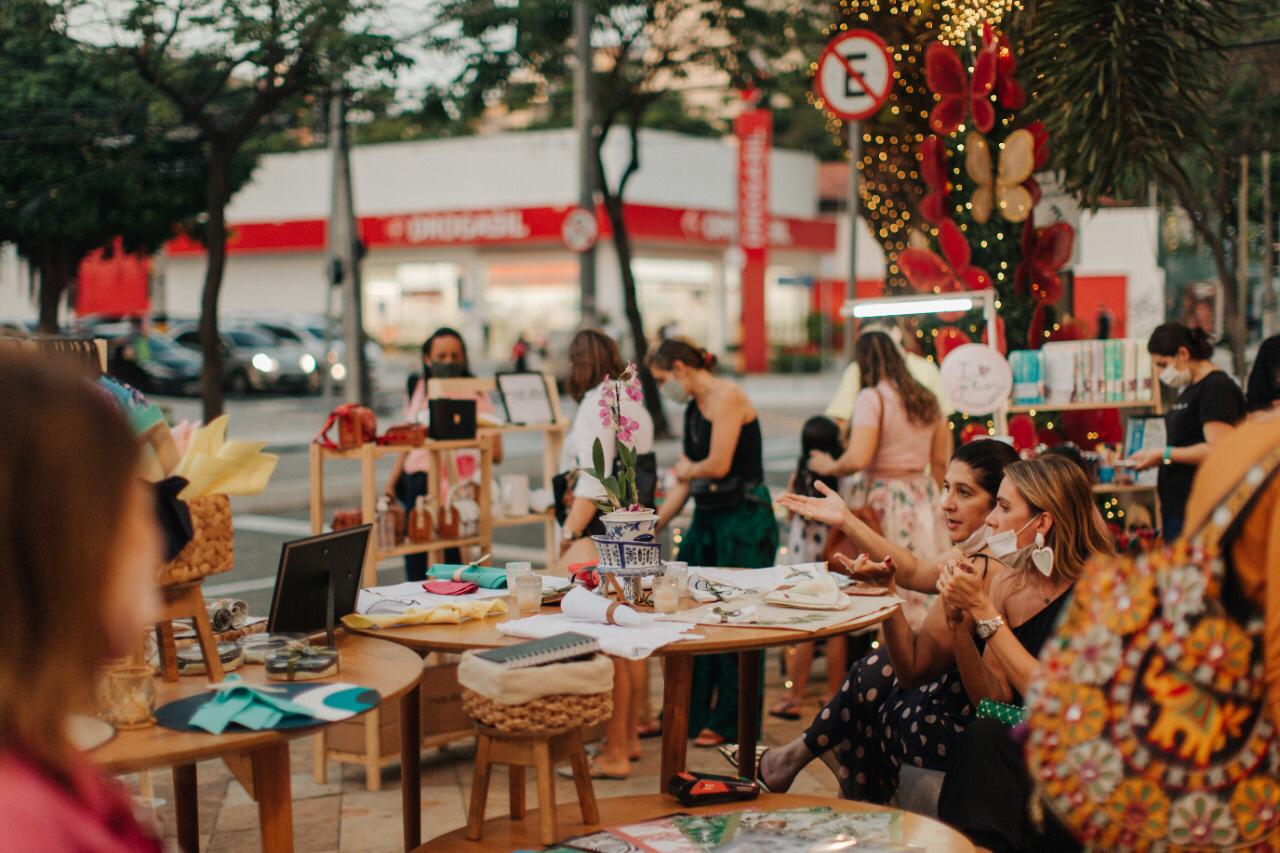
[0,750,163,853]
[853,381,938,479]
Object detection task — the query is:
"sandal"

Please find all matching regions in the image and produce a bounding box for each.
[716,743,775,793]
[586,743,641,762]
[557,757,629,780]
[636,722,663,739]
[693,728,729,748]
[768,698,802,720]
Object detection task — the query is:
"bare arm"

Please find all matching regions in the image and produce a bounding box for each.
[657,478,691,530]
[942,563,1039,698]
[930,420,951,489]
[562,497,597,539]
[1130,420,1236,469]
[811,424,877,477]
[941,564,1013,703]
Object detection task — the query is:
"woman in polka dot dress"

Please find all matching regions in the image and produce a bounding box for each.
[769,451,1112,803]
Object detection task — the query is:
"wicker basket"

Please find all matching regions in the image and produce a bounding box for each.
[158,495,234,587]
[461,688,613,735]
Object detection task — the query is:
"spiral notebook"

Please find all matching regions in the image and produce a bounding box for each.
[474,632,600,671]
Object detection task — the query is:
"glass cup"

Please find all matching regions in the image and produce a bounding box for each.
[513,573,543,614]
[652,575,681,614]
[664,561,689,594]
[506,561,533,606]
[104,665,157,730]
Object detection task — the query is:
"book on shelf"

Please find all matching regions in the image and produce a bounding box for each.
[1008,339,1155,407]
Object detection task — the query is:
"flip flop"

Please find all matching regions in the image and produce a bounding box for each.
[556,757,629,781]
[717,743,774,793]
[636,722,663,739]
[693,729,729,748]
[768,699,802,720]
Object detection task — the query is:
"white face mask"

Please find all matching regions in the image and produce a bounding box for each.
[985,515,1039,559]
[954,524,989,557]
[660,377,690,404]
[1159,363,1191,389]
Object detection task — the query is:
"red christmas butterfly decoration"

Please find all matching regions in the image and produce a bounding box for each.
[925,41,997,136]
[935,326,971,362]
[982,24,1025,110]
[900,219,993,295]
[1016,221,1074,305]
[918,135,950,225]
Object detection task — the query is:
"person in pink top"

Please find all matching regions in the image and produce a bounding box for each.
[807,330,951,627]
[0,353,165,852]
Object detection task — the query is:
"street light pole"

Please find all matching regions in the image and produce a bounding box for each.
[844,122,862,364]
[573,0,597,327]
[328,81,370,406]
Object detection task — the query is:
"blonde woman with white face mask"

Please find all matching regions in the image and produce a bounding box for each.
[1126,322,1245,539]
[755,454,1112,803]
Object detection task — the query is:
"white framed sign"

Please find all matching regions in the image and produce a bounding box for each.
[939,343,1013,415]
[495,372,555,425]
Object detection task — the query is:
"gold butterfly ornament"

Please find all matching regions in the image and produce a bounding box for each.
[965,128,1035,224]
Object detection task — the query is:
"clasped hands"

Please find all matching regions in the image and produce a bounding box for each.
[937,558,990,630]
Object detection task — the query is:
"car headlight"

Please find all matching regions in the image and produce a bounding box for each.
[299,353,317,373]
[251,353,278,373]
[330,363,347,381]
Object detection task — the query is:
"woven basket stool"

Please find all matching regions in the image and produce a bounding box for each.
[462,689,612,844]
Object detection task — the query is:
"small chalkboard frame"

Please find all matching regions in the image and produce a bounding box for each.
[495,371,556,425]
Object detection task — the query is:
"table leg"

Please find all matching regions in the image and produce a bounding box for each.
[252,743,294,853]
[399,683,422,850]
[658,653,694,794]
[737,650,763,783]
[172,764,199,853]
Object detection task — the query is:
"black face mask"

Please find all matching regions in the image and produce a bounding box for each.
[426,361,466,380]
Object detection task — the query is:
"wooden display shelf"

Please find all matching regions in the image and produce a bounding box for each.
[492,510,556,529]
[376,536,485,560]
[1007,398,1160,414]
[1093,483,1157,495]
[317,438,494,461]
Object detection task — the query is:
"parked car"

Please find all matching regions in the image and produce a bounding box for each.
[168,321,320,395]
[94,323,202,396]
[244,314,383,390]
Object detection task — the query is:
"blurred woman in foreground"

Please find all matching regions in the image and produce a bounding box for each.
[0,354,164,850]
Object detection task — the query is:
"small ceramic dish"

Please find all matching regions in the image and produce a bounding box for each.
[176,642,244,675]
[264,647,340,682]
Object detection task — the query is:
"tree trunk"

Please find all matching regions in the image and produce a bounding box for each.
[200,145,231,420]
[33,245,76,334]
[596,157,669,438]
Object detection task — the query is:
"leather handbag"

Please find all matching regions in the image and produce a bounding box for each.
[378,423,427,447]
[315,404,376,450]
[428,398,476,440]
[1023,443,1280,850]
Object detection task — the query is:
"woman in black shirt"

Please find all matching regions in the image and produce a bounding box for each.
[1129,322,1244,538]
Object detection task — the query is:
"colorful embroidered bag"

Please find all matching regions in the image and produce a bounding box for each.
[1024,445,1280,851]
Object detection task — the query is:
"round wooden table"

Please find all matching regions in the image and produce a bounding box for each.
[92,633,424,853]
[346,594,896,793]
[416,792,974,852]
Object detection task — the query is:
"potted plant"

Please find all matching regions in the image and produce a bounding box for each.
[583,363,659,541]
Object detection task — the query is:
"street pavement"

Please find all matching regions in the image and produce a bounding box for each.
[162,358,841,614]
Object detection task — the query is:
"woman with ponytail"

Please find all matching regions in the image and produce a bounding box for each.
[1129,322,1244,538]
[650,338,778,748]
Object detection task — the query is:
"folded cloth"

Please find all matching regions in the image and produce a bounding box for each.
[427,564,508,589]
[764,572,847,610]
[497,613,701,660]
[457,651,614,705]
[189,676,320,734]
[174,416,278,501]
[560,587,643,626]
[422,580,478,596]
[340,597,507,630]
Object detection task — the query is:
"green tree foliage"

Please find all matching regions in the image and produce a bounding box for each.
[0,0,249,332]
[1020,0,1279,370]
[115,0,405,418]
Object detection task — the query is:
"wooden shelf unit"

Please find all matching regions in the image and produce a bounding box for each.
[1007,398,1161,415]
[1092,483,1157,495]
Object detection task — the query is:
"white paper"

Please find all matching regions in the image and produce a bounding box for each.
[497,612,701,659]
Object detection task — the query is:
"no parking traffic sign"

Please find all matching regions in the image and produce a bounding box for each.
[815,30,895,121]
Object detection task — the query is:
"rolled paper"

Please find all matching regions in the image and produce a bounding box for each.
[561,587,642,627]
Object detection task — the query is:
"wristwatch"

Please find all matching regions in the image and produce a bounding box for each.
[975,615,1005,640]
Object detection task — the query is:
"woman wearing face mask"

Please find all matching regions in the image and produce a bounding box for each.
[0,355,166,851]
[650,338,778,749]
[758,440,1018,798]
[386,327,503,580]
[1127,322,1244,539]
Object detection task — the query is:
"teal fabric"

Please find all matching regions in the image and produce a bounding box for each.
[96,375,165,436]
[677,484,778,740]
[188,675,319,734]
[427,564,508,589]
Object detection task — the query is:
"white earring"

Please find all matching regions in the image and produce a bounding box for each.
[1031,530,1054,577]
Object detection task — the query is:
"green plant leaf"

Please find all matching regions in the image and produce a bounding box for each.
[592,437,606,478]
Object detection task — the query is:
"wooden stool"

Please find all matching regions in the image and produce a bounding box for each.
[154,582,225,683]
[466,725,599,845]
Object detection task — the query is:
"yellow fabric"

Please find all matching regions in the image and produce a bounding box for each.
[824,352,952,422]
[965,129,1034,224]
[174,415,278,500]
[1185,415,1280,725]
[340,597,508,630]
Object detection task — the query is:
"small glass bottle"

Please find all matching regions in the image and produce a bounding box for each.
[376,496,397,553]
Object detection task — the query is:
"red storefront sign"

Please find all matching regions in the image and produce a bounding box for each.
[736,108,772,373]
[165,203,834,256]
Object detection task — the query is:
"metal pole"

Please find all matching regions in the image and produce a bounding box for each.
[844,121,862,364]
[329,82,370,406]
[1238,154,1250,370]
[573,0,597,327]
[1262,151,1275,339]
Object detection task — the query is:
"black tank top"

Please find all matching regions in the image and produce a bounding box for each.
[683,402,765,482]
[969,559,1073,704]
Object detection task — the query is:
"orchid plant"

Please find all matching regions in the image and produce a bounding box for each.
[585,363,646,512]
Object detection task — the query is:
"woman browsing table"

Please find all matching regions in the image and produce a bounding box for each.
[651,338,778,749]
